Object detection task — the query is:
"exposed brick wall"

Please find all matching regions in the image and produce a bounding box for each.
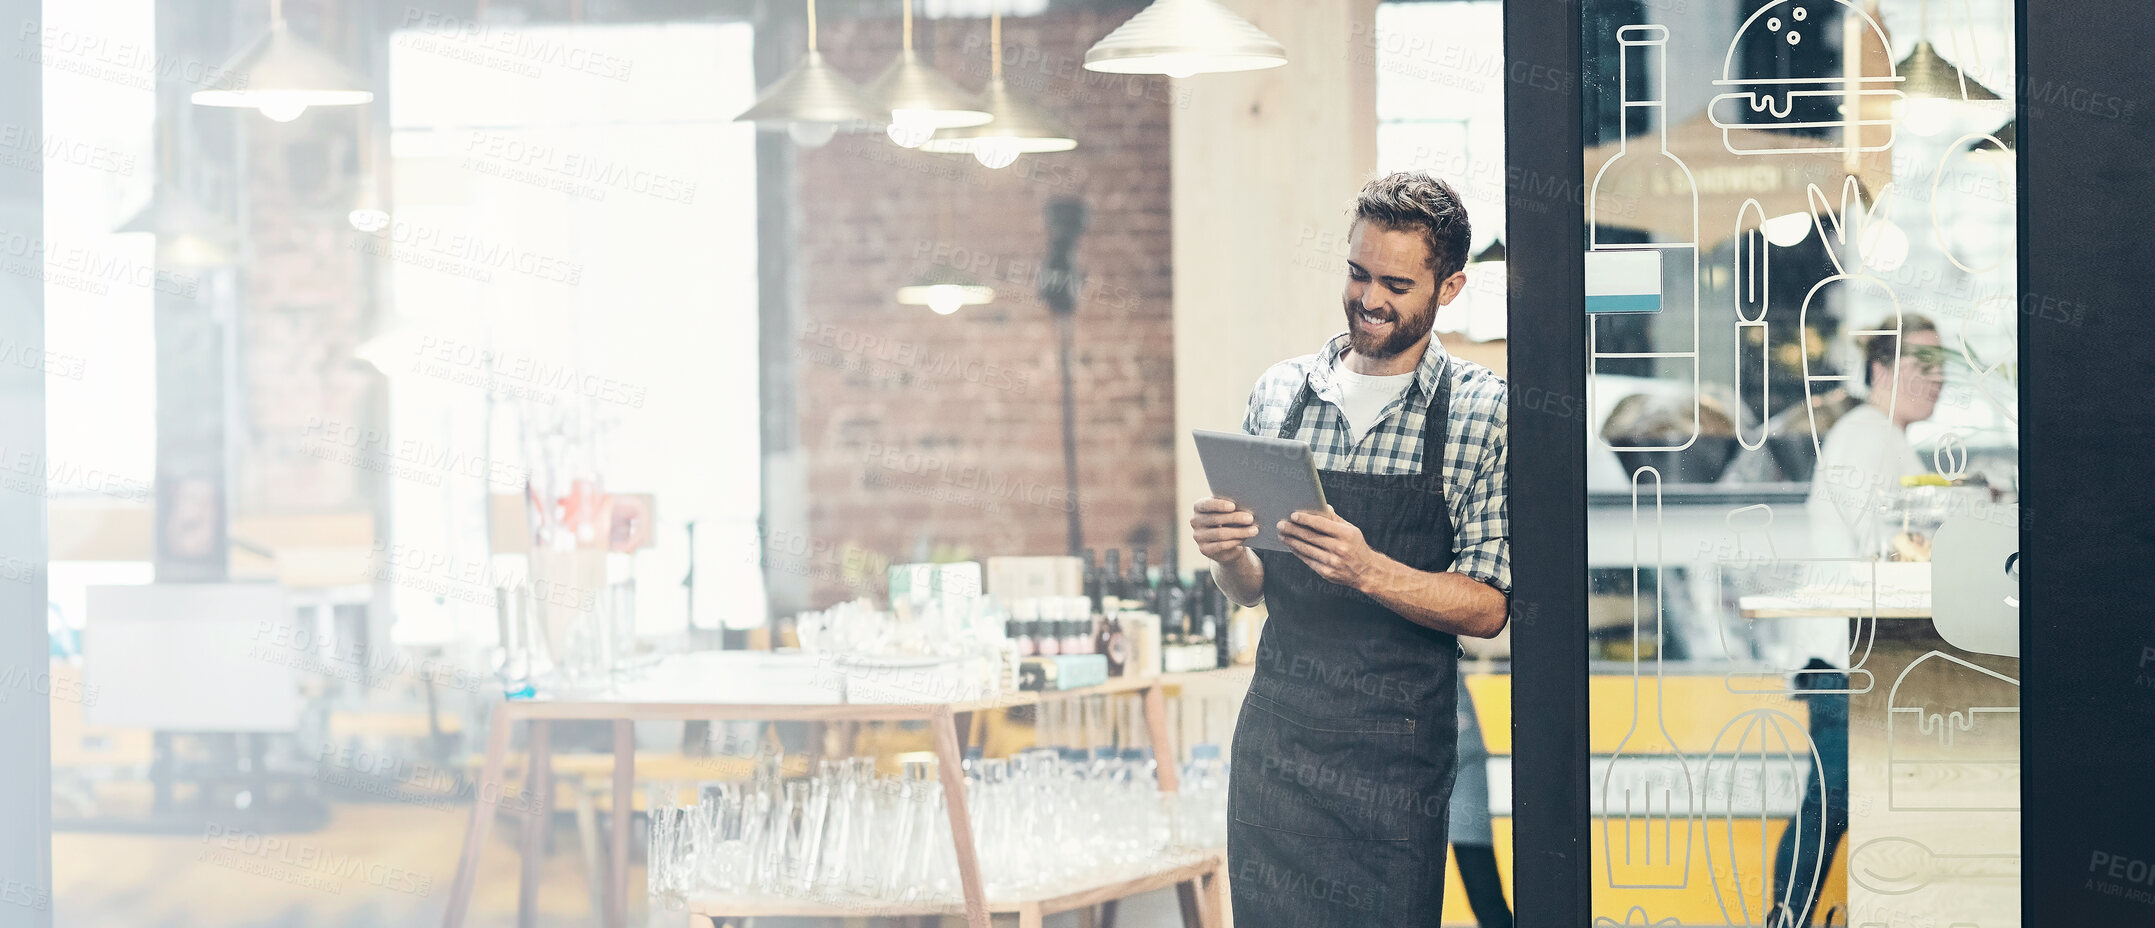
[793,9,1176,605]
[234,0,381,517]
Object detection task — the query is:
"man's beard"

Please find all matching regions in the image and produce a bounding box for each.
[1343,296,1438,360]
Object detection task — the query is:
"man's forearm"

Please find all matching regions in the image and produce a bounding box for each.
[1363,559,1507,638]
[1213,548,1265,607]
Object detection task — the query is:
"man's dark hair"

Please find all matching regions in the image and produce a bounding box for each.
[1352,172,1473,282]
[1861,313,1938,386]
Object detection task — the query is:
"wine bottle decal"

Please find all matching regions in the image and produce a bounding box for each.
[1603,465,1696,888]
[1589,23,1701,453]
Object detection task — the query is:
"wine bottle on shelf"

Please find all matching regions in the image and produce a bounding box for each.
[1064,596,1093,655]
[1036,597,1061,656]
[1161,545,1189,642]
[1102,549,1124,615]
[1096,604,1128,675]
[1013,597,1039,658]
[1081,548,1100,614]
[1129,548,1150,616]
[1212,584,1231,668]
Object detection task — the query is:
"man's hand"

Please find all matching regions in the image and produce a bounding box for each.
[1190,497,1266,606]
[1190,497,1259,563]
[1278,506,1508,638]
[1277,507,1392,593]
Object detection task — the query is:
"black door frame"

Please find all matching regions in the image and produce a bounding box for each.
[1502,0,1591,923]
[1503,0,2155,925]
[2018,0,2155,924]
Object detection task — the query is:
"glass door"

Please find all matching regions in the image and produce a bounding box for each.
[1576,1,2020,924]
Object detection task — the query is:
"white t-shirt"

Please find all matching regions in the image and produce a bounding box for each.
[1806,403,1925,559]
[1783,403,1926,669]
[1330,356,1417,447]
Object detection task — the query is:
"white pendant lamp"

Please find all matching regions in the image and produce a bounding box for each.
[897,265,997,314]
[191,0,373,122]
[1083,0,1287,79]
[116,191,237,269]
[735,0,884,148]
[871,0,992,149]
[918,4,1076,169]
[1894,0,2003,136]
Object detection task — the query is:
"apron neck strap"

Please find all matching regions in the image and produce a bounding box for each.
[1278,349,1455,475]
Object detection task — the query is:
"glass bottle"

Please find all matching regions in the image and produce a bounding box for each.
[1038,598,1063,657]
[1129,548,1150,616]
[1102,549,1124,615]
[1012,597,1039,657]
[1097,604,1127,675]
[1081,547,1100,613]
[1161,545,1188,640]
[1062,596,1092,655]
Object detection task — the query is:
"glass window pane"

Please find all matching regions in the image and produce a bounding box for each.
[1579,0,2020,923]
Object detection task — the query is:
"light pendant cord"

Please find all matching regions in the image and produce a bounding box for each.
[270,0,285,29]
[807,0,819,52]
[903,0,914,53]
[990,2,1002,79]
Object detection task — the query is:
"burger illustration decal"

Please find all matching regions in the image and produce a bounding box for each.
[1708,0,1905,155]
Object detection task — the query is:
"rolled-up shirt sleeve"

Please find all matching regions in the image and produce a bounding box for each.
[1449,399,1510,595]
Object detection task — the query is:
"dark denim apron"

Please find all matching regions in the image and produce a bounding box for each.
[1228,358,1463,927]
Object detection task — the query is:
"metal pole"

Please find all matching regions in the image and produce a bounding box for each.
[1057,313,1084,554]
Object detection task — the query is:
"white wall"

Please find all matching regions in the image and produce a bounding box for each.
[1171,0,1382,570]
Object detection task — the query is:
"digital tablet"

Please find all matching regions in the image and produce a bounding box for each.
[1192,429,1329,553]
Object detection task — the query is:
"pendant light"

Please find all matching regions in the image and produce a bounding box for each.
[897,175,994,314]
[116,191,238,269]
[191,0,373,121]
[1966,118,2014,153]
[1083,0,1287,79]
[734,0,884,148]
[897,265,997,314]
[871,0,992,149]
[1894,0,2002,136]
[918,3,1076,169]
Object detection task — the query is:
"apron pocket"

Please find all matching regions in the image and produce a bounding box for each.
[1231,691,1436,842]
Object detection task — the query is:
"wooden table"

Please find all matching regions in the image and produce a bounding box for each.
[441,668,1245,928]
[1735,562,1932,620]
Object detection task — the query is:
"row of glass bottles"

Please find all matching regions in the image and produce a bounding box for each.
[646,745,1232,909]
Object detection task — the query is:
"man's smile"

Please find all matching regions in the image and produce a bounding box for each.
[1352,306,1394,334]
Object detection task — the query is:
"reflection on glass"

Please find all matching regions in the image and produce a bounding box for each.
[1582,0,2019,923]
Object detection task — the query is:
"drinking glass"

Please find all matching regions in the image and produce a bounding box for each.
[492,585,537,698]
[532,547,607,696]
[645,783,689,908]
[810,757,853,895]
[874,772,918,900]
[605,579,646,683]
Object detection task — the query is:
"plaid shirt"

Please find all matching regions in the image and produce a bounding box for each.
[1241,333,1511,594]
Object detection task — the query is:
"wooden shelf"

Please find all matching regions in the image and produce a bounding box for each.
[447,668,1243,928]
[687,850,1224,920]
[499,667,1256,723]
[945,667,1254,713]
